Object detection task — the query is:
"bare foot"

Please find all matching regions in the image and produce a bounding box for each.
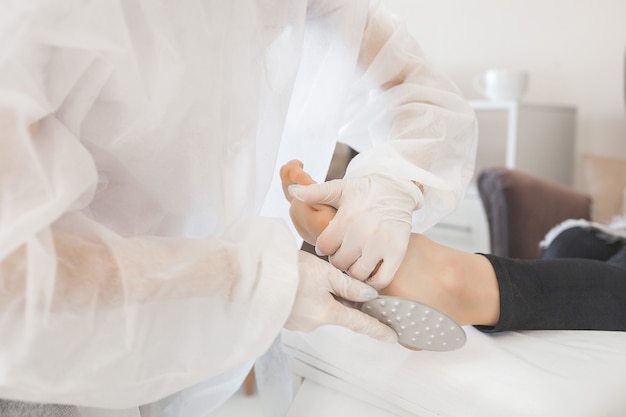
[380,234,500,327]
[280,160,337,246]
[279,161,501,329]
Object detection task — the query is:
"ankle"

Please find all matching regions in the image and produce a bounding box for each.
[384,234,500,327]
[439,248,500,327]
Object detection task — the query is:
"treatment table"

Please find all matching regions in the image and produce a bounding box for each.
[282,326,626,416]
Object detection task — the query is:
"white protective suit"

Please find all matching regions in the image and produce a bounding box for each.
[0,0,477,416]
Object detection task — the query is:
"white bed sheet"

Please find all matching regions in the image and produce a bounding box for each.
[282,326,626,417]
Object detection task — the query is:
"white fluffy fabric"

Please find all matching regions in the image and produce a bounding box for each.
[539,216,626,249]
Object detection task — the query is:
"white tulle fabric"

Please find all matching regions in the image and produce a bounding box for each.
[0,0,476,415]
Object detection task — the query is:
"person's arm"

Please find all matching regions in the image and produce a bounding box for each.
[291,1,478,288]
[1,110,299,407]
[348,0,478,209]
[3,102,403,410]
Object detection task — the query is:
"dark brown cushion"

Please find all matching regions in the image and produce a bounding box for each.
[478,167,591,259]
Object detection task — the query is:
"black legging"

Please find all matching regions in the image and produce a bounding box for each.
[477,227,626,332]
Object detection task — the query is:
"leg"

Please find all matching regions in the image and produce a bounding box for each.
[479,254,626,332]
[279,163,626,332]
[380,234,501,328]
[607,245,626,268]
[380,234,626,332]
[543,226,624,261]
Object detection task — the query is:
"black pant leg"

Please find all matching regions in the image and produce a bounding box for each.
[476,254,626,332]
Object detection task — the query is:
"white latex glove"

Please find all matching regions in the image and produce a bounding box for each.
[289,174,423,290]
[285,251,398,343]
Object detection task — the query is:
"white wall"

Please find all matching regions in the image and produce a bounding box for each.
[382,0,626,186]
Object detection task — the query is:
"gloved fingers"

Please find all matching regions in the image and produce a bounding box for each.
[347,256,382,283]
[343,235,385,281]
[289,179,344,207]
[314,214,348,257]
[332,294,361,309]
[329,302,398,343]
[361,231,411,289]
[327,269,378,303]
[365,254,404,290]
[327,240,363,273]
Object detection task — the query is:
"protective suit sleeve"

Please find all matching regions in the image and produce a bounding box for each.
[0,100,299,408]
[290,0,478,287]
[339,0,479,232]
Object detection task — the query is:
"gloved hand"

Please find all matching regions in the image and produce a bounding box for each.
[289,174,423,290]
[285,251,398,343]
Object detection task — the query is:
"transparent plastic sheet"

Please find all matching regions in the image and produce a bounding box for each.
[0,0,476,414]
[340,1,479,232]
[1,0,305,409]
[136,361,253,417]
[261,0,478,235]
[254,334,295,417]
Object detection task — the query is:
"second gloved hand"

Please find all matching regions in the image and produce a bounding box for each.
[289,174,423,290]
[284,251,398,343]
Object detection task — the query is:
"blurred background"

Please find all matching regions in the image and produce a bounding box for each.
[383,0,626,188]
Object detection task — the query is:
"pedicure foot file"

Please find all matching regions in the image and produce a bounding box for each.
[361,295,466,351]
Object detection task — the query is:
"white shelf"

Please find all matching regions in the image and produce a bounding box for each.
[469,100,577,187]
